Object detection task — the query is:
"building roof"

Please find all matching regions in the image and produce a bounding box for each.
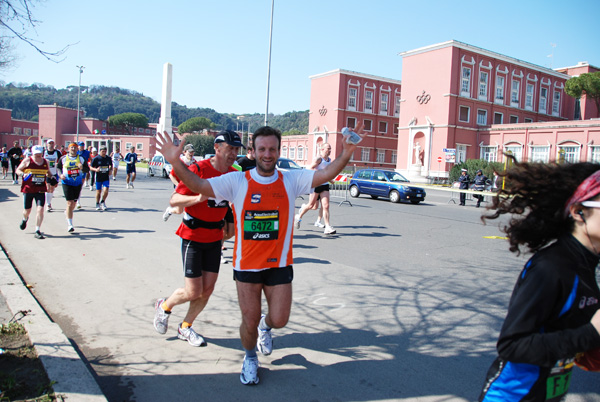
[399,40,570,80]
[309,68,402,85]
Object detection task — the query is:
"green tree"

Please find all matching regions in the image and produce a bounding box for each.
[565,72,600,118]
[449,159,503,184]
[183,134,216,158]
[178,117,216,134]
[108,112,148,135]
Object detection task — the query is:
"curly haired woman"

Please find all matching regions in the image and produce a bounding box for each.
[479,160,600,402]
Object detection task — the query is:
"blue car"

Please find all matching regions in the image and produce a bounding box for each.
[349,169,426,204]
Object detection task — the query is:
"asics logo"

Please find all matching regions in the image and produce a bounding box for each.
[253,233,270,239]
[579,296,599,309]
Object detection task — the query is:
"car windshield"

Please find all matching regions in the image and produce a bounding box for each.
[278,159,302,169]
[384,171,409,182]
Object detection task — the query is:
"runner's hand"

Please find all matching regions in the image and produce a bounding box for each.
[156,131,184,165]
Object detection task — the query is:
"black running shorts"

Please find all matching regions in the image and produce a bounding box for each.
[181,239,221,278]
[233,266,293,286]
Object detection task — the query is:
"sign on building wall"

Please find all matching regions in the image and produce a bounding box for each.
[443,148,456,163]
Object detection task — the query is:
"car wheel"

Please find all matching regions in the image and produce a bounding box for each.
[389,190,401,203]
[162,169,168,178]
[370,195,379,200]
[410,199,421,205]
[149,168,154,177]
[349,185,360,198]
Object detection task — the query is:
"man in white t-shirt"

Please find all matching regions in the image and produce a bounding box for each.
[156,124,363,386]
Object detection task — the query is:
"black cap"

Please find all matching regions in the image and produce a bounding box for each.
[477,169,483,173]
[214,130,245,148]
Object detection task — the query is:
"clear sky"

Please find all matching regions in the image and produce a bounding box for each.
[2,0,599,116]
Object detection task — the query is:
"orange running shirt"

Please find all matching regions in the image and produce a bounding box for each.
[208,168,315,271]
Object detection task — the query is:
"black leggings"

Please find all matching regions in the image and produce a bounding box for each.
[10,160,19,180]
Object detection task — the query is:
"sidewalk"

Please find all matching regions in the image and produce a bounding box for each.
[0,244,107,401]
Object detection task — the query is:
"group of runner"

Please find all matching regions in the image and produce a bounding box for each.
[6,140,140,237]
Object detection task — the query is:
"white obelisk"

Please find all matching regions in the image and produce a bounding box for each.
[157,62,173,139]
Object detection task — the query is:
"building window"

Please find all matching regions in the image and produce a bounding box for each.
[394,95,401,116]
[524,118,533,123]
[282,146,288,158]
[509,115,518,124]
[364,119,372,131]
[511,79,520,106]
[377,150,385,163]
[145,128,150,134]
[525,84,534,110]
[461,67,471,96]
[136,143,143,151]
[391,151,397,164]
[24,128,32,135]
[103,122,107,127]
[530,146,549,163]
[347,117,356,128]
[289,147,296,159]
[480,146,497,162]
[348,87,357,110]
[365,90,373,113]
[494,112,503,124]
[457,144,467,163]
[361,148,370,162]
[13,127,21,134]
[539,87,548,114]
[393,123,399,135]
[33,129,38,136]
[477,109,487,125]
[125,142,132,149]
[380,93,389,115]
[552,90,561,116]
[495,75,505,102]
[590,146,600,163]
[297,146,304,161]
[479,71,488,99]
[558,146,579,163]
[505,145,522,162]
[459,106,470,122]
[378,121,388,134]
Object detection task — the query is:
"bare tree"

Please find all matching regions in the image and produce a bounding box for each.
[0,0,74,66]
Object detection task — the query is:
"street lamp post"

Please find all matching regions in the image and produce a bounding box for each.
[76,65,85,143]
[264,0,274,126]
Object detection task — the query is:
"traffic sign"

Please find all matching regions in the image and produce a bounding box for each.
[437,156,443,163]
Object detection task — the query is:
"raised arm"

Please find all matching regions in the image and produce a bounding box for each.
[155,131,215,198]
[312,124,364,187]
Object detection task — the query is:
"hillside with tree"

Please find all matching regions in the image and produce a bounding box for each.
[0,82,309,134]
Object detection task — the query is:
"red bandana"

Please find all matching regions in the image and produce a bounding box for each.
[564,170,600,217]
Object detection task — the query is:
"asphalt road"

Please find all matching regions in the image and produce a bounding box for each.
[0,172,598,402]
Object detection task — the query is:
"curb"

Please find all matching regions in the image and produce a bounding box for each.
[0,247,107,401]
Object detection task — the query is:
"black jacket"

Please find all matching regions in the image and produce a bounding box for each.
[480,234,600,401]
[459,173,470,189]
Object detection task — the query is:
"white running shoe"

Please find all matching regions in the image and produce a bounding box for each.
[95,203,101,210]
[130,183,134,189]
[294,214,301,229]
[257,328,273,356]
[89,185,93,191]
[153,298,170,335]
[324,225,337,235]
[177,324,207,347]
[162,208,172,222]
[101,202,107,211]
[240,356,259,385]
[76,202,82,210]
[221,253,228,264]
[46,204,52,212]
[314,221,325,228]
[67,225,75,233]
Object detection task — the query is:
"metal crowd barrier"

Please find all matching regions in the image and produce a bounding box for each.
[330,174,353,207]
